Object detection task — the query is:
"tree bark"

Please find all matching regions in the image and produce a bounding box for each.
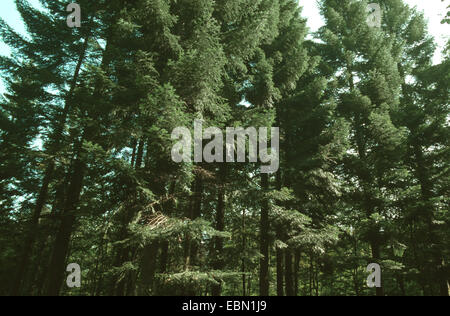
[188,174,203,268]
[45,152,85,296]
[259,173,269,296]
[294,250,300,296]
[212,166,226,296]
[285,249,294,296]
[276,231,284,296]
[159,181,176,274]
[275,169,284,296]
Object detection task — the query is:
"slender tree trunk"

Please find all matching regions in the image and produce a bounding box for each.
[314,260,319,296]
[46,215,77,296]
[397,273,406,296]
[285,249,294,296]
[259,173,269,296]
[309,253,312,296]
[135,138,144,169]
[212,166,226,296]
[159,181,176,274]
[276,232,284,296]
[130,139,138,166]
[188,174,203,268]
[275,170,284,296]
[352,236,360,296]
[183,174,203,272]
[183,196,193,271]
[294,250,300,296]
[45,152,85,296]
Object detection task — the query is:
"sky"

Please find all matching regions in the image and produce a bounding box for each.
[0,0,449,93]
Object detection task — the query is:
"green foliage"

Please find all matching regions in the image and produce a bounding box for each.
[0,0,448,296]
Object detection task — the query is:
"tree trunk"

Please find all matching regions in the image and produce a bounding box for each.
[159,181,176,274]
[212,166,226,296]
[294,250,300,296]
[259,173,269,296]
[44,143,86,296]
[285,249,294,296]
[188,174,203,268]
[275,170,284,296]
[276,232,284,296]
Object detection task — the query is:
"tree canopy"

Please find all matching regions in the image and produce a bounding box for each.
[0,0,448,296]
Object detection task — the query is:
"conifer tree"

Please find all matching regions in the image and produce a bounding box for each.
[318,0,407,296]
[0,0,110,295]
[0,0,448,297]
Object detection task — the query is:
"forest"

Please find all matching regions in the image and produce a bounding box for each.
[0,0,448,296]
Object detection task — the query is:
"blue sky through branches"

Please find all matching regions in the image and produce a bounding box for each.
[0,0,449,93]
